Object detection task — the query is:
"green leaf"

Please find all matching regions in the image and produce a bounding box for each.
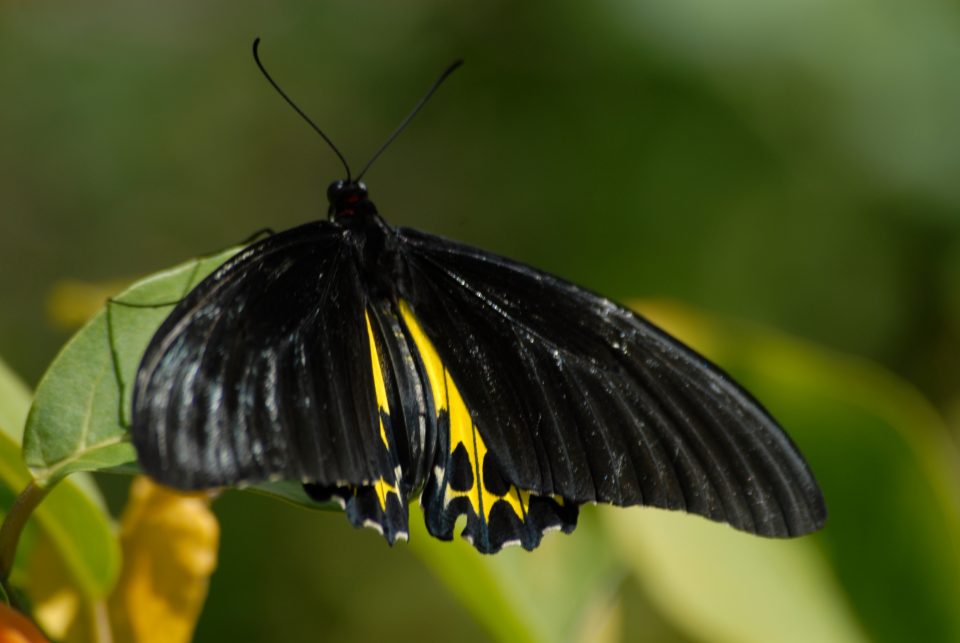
[20,477,120,600]
[0,359,31,444]
[408,506,623,643]
[22,249,239,487]
[0,357,120,600]
[242,481,335,510]
[22,305,136,486]
[603,508,866,643]
[615,300,960,643]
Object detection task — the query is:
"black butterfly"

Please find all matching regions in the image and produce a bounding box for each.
[131,41,826,554]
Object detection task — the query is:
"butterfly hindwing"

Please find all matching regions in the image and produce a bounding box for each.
[399,302,578,553]
[303,309,409,543]
[133,222,390,490]
[395,228,826,538]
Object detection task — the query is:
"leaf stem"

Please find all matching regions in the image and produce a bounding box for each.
[0,481,50,597]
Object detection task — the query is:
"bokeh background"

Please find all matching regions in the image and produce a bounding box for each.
[2,1,960,642]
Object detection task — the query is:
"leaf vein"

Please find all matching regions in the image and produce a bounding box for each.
[31,434,130,482]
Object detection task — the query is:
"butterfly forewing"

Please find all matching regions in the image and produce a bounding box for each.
[394,227,826,538]
[133,222,389,490]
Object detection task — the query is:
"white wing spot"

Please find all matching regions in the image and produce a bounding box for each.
[362,519,385,535]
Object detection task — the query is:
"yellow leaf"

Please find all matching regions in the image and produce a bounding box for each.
[108,477,219,643]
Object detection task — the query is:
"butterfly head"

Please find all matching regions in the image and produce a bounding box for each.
[327,179,375,221]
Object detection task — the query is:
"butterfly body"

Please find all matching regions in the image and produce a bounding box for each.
[329,189,406,301]
[132,178,826,553]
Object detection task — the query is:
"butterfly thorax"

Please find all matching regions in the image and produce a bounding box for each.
[327,179,403,298]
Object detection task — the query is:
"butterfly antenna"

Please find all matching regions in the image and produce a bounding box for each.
[356,59,463,182]
[252,38,352,181]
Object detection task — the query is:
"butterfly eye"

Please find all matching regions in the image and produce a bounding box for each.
[326,179,349,202]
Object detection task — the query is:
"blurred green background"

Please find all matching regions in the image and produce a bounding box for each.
[2,0,960,641]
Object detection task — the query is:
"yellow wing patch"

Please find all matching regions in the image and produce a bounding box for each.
[365,312,391,447]
[365,311,400,510]
[399,300,530,523]
[398,301,446,412]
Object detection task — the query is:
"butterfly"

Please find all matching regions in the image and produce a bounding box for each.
[131,40,826,554]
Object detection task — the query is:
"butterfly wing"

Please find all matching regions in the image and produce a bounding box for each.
[395,227,826,541]
[133,221,393,494]
[397,300,579,553]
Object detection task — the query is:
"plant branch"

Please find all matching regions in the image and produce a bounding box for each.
[0,481,50,599]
